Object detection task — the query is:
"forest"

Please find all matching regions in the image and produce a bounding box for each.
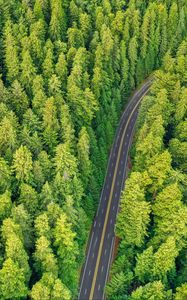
[107,44,187,299]
[0,0,186,299]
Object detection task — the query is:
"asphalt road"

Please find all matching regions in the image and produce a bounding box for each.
[78,80,152,300]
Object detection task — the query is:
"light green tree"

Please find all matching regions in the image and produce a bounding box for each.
[0,157,11,193]
[53,213,78,290]
[42,97,59,153]
[55,52,67,90]
[106,271,133,298]
[9,80,29,118]
[11,204,33,249]
[131,281,172,300]
[30,273,71,300]
[4,20,19,83]
[175,283,187,300]
[21,49,36,93]
[19,183,38,214]
[49,0,66,41]
[0,191,12,221]
[0,258,28,299]
[0,115,17,157]
[12,145,33,183]
[116,172,151,247]
[77,127,91,187]
[34,236,58,276]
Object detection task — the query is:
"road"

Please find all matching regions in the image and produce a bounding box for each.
[78,80,152,300]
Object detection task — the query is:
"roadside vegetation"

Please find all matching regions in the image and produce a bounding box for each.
[107,41,187,299]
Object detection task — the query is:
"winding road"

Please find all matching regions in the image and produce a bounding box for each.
[78,80,152,300]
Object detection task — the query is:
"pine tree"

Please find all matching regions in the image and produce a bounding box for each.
[0,258,28,299]
[9,80,29,118]
[30,20,46,64]
[32,75,47,116]
[55,52,67,91]
[34,236,58,276]
[19,183,38,215]
[106,271,133,298]
[0,157,11,193]
[49,0,67,41]
[128,36,138,89]
[131,281,172,300]
[67,28,84,48]
[12,145,33,183]
[11,204,33,249]
[21,49,36,94]
[77,127,91,188]
[0,115,17,158]
[42,40,54,81]
[42,97,59,153]
[0,191,12,221]
[60,103,75,146]
[53,213,78,291]
[175,283,187,300]
[31,273,71,300]
[4,20,19,83]
[116,172,151,247]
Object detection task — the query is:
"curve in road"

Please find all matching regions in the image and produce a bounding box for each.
[78,80,152,300]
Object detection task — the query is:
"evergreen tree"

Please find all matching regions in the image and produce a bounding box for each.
[131,281,172,300]
[42,97,59,153]
[0,191,12,221]
[9,80,29,118]
[0,0,186,297]
[175,283,187,300]
[77,127,91,188]
[12,145,33,183]
[31,273,71,300]
[4,20,19,83]
[0,258,28,299]
[55,52,67,91]
[49,0,66,41]
[21,50,36,94]
[0,157,11,193]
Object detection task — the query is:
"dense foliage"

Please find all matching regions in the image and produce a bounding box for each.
[107,42,187,299]
[0,0,186,299]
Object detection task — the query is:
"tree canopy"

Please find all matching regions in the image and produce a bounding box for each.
[0,0,186,298]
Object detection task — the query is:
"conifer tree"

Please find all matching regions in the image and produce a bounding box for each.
[49,0,66,41]
[12,145,33,183]
[77,127,91,188]
[4,20,19,83]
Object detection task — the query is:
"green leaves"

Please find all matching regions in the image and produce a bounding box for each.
[0,157,11,193]
[0,0,187,298]
[152,183,187,249]
[54,143,77,178]
[116,172,151,247]
[12,145,33,183]
[42,97,59,153]
[0,191,12,221]
[77,127,91,188]
[21,50,36,93]
[175,283,187,300]
[0,258,28,299]
[34,236,58,276]
[131,281,172,300]
[53,213,79,290]
[135,237,179,282]
[113,22,187,299]
[4,20,19,83]
[31,273,71,300]
[49,0,66,41]
[106,271,133,298]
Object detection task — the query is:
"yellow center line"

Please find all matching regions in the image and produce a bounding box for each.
[89,89,150,300]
